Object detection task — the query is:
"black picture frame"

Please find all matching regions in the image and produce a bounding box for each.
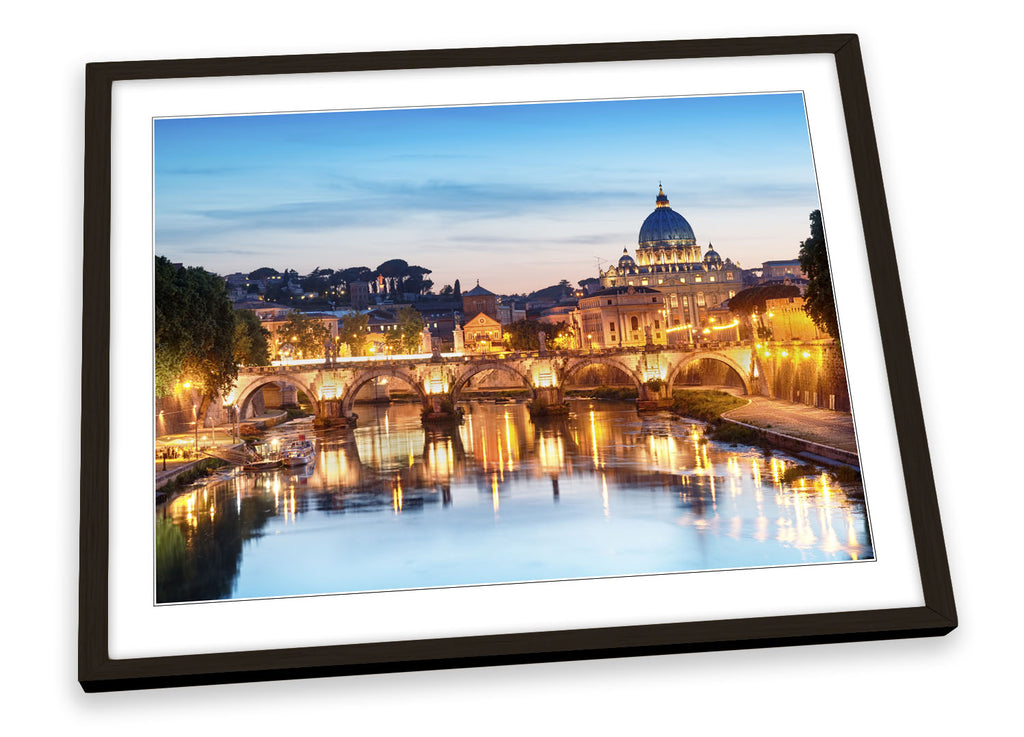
[80,33,956,692]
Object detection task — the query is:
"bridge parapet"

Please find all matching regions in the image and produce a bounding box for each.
[229,343,757,425]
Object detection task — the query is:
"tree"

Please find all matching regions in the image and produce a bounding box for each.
[338,313,370,357]
[155,256,238,399]
[300,267,329,295]
[247,266,279,280]
[402,265,433,296]
[233,309,271,367]
[453,279,462,301]
[275,311,331,359]
[391,306,426,354]
[727,283,802,316]
[798,210,839,342]
[502,319,569,351]
[375,258,408,295]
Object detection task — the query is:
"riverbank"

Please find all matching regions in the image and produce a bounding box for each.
[155,455,231,495]
[669,388,860,470]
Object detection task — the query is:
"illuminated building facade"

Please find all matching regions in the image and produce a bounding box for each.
[762,296,827,341]
[598,187,744,339]
[572,285,668,350]
[460,312,504,352]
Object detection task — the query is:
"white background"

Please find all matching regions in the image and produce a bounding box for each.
[2,1,1018,733]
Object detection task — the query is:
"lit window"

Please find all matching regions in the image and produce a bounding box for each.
[695,276,702,283]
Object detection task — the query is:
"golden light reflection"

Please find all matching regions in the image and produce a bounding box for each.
[157,400,873,588]
[393,478,403,514]
[504,413,514,472]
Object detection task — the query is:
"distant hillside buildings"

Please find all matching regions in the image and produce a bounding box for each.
[228,186,816,356]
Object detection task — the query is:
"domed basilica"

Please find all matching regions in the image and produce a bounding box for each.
[596,186,744,342]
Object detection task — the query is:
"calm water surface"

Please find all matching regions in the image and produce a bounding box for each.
[156,399,874,603]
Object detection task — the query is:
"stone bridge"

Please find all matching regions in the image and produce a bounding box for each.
[223,345,756,425]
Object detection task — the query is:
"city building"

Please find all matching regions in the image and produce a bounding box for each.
[234,299,292,322]
[496,302,527,326]
[462,281,499,321]
[348,280,370,310]
[415,301,462,345]
[572,285,668,350]
[598,186,744,340]
[762,295,827,341]
[761,259,806,281]
[459,312,504,353]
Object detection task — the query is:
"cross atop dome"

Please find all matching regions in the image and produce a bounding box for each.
[655,184,670,208]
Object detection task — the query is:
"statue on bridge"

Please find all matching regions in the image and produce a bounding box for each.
[323,339,338,366]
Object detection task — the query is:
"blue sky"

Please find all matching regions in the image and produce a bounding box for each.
[155,93,820,294]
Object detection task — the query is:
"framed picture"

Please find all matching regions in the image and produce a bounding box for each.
[80,34,955,692]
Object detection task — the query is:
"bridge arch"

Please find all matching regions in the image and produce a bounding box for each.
[235,374,322,419]
[449,361,536,403]
[666,352,751,395]
[559,356,645,392]
[341,367,429,417]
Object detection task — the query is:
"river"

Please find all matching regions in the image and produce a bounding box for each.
[155,399,874,603]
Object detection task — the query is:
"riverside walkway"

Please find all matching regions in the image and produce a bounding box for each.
[719,390,859,456]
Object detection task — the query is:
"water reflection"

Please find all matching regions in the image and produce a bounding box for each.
[156,399,873,603]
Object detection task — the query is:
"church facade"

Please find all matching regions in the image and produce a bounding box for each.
[597,186,744,343]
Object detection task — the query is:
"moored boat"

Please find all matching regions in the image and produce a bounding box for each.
[243,458,283,472]
[282,437,316,467]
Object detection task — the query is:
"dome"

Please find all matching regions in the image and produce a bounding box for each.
[703,243,722,265]
[617,247,636,269]
[638,186,696,248]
